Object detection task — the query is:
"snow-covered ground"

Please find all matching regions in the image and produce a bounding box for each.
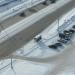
[13,7,75,58]
[1,60,54,75]
[0,6,75,75]
[0,1,75,75]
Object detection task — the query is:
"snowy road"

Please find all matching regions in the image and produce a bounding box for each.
[1,7,75,75]
[0,0,75,59]
[0,1,75,75]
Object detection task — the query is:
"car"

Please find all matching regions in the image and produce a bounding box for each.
[50,0,56,3]
[43,0,56,5]
[34,35,42,42]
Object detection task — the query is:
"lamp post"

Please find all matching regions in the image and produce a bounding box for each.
[58,17,60,34]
